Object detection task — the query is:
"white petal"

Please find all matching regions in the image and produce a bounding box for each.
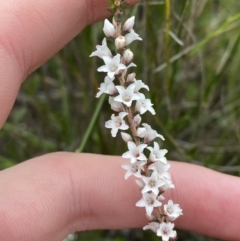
[111,128,118,137]
[105,120,113,128]
[119,112,128,119]
[115,85,126,95]
[97,66,108,72]
[122,151,131,158]
[137,127,146,138]
[107,72,115,79]
[102,55,114,66]
[127,141,136,151]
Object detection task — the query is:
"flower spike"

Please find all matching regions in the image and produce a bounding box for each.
[90,2,182,239]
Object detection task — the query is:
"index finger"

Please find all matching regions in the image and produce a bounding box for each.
[0,0,138,128]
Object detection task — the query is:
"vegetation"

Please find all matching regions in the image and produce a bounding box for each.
[1,0,240,240]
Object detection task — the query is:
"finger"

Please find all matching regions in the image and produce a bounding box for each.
[0,0,139,128]
[0,153,239,241]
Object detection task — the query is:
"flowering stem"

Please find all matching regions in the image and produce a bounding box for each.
[126,106,140,145]
[89,2,183,239]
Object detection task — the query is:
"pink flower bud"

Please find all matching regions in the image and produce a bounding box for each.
[127,72,136,82]
[121,132,133,142]
[115,35,126,50]
[123,16,135,32]
[122,49,134,64]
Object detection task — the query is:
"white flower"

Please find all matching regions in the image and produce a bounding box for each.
[90,38,112,59]
[135,93,156,115]
[114,83,140,107]
[125,30,142,45]
[122,141,147,163]
[141,170,165,195]
[143,222,159,233]
[123,16,135,32]
[136,192,162,216]
[115,35,126,50]
[121,132,133,142]
[137,123,164,142]
[98,54,126,79]
[103,19,116,38]
[147,142,168,163]
[149,161,170,174]
[108,96,124,112]
[164,200,183,221]
[96,76,117,98]
[133,79,149,92]
[149,162,174,191]
[121,160,146,179]
[105,112,129,137]
[156,222,177,241]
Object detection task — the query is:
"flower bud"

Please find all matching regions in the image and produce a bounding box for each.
[103,19,116,38]
[122,49,134,64]
[127,72,136,82]
[115,35,126,50]
[134,114,142,126]
[123,16,135,32]
[121,132,133,142]
[135,179,144,189]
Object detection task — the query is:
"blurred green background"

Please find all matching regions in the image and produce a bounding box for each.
[1,0,240,240]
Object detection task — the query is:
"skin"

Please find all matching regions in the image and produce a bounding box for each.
[0,0,240,240]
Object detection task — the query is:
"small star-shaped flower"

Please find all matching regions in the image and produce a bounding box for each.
[147,142,168,163]
[157,222,177,241]
[141,170,165,195]
[114,83,140,107]
[121,160,146,179]
[122,141,147,163]
[98,54,126,79]
[136,192,162,216]
[135,93,156,115]
[105,112,129,137]
[149,162,174,191]
[164,200,183,221]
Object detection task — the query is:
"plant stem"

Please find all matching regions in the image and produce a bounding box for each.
[76,95,106,153]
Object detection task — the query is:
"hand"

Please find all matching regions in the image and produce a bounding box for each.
[0,1,239,241]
